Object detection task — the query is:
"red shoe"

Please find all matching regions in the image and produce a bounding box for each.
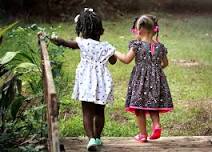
[134,133,148,143]
[149,127,162,140]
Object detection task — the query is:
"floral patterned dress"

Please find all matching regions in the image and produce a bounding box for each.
[72,37,115,105]
[126,40,173,113]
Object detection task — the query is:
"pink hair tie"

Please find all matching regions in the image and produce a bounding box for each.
[153,26,159,32]
[130,28,137,34]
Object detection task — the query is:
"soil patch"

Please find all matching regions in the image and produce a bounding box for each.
[172,59,200,67]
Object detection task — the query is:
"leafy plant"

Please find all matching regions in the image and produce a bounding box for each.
[0,23,47,151]
[0,21,18,36]
[0,21,18,45]
[0,21,70,151]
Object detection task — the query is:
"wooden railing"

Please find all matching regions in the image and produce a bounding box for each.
[38,35,60,152]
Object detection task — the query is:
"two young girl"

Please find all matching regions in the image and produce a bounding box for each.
[48,8,173,151]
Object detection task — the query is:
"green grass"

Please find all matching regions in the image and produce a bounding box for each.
[1,13,212,137]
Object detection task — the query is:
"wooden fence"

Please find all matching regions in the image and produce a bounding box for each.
[38,35,60,152]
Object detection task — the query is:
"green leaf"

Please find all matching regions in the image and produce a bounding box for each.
[0,51,20,65]
[19,52,35,64]
[0,21,19,37]
[15,62,38,74]
[10,95,25,120]
[1,76,17,109]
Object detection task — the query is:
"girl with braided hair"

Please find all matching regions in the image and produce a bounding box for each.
[49,8,117,151]
[115,14,173,142]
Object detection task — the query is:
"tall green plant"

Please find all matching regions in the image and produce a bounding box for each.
[0,23,21,132]
[0,23,46,151]
[0,21,18,37]
[0,22,68,151]
[0,21,18,45]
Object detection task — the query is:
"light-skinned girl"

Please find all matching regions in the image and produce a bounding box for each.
[115,14,173,142]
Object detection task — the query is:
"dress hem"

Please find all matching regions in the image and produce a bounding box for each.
[126,106,173,114]
[72,97,113,105]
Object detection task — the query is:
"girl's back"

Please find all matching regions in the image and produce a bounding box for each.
[76,37,115,64]
[129,40,167,67]
[126,40,173,113]
[115,14,173,142]
[48,8,117,151]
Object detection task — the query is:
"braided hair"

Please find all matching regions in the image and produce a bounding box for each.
[75,9,104,41]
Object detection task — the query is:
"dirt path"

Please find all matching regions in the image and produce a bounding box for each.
[61,136,212,152]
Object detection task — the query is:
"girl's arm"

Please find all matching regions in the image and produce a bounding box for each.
[108,55,117,65]
[50,37,79,49]
[161,55,169,68]
[115,48,135,64]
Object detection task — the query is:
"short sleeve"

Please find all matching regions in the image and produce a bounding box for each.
[75,37,94,53]
[75,37,83,50]
[75,37,81,43]
[105,42,116,56]
[128,40,138,50]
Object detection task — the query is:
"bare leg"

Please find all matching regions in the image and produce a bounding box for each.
[135,110,147,135]
[149,111,162,139]
[94,104,105,139]
[81,102,95,139]
[149,111,160,128]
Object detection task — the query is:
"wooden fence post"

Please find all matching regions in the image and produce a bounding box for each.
[38,35,60,152]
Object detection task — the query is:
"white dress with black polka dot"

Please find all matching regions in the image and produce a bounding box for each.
[72,37,115,105]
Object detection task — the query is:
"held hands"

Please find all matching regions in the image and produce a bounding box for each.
[114,49,135,64]
[114,51,122,61]
[114,51,121,58]
[108,55,117,65]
